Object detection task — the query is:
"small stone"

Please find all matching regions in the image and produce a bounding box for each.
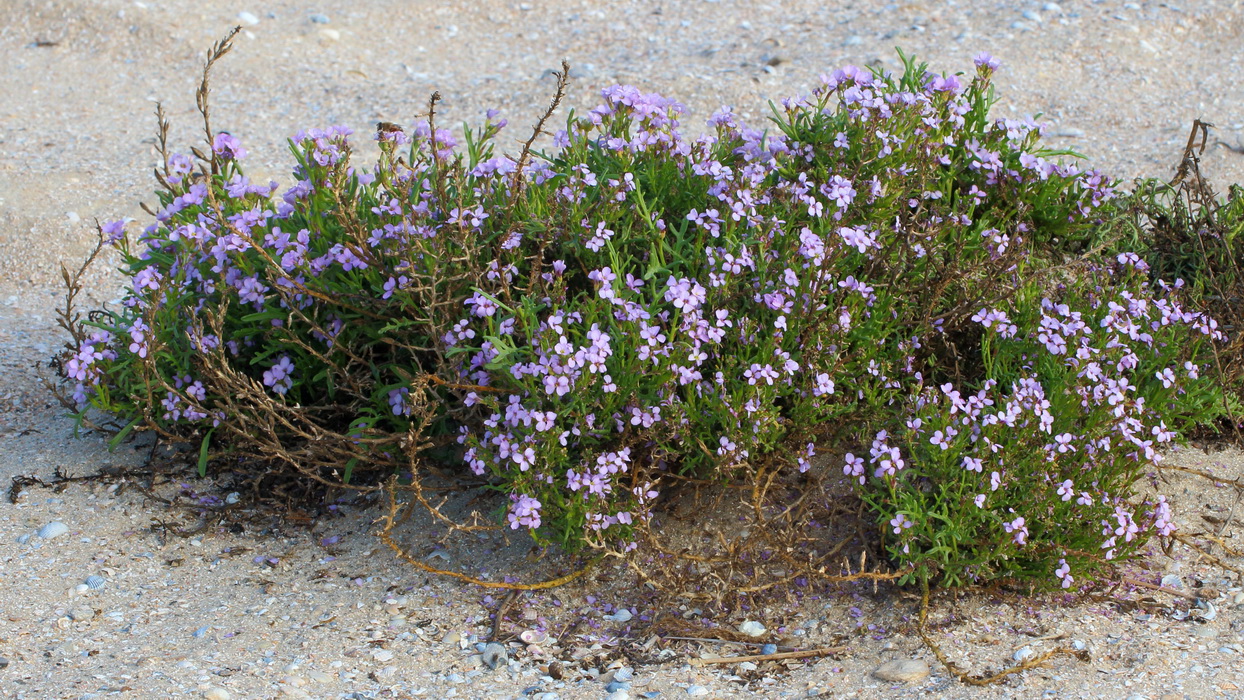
[738,620,766,637]
[873,659,931,683]
[68,606,95,621]
[687,686,710,697]
[203,689,231,700]
[1052,128,1086,138]
[844,35,863,46]
[1232,591,1244,606]
[1022,10,1043,22]
[307,670,332,683]
[1043,2,1062,12]
[1071,640,1087,651]
[761,643,778,655]
[605,680,631,693]
[443,630,462,646]
[237,11,259,25]
[0,656,9,669]
[606,692,630,700]
[1011,20,1031,31]
[308,13,330,23]
[319,29,340,41]
[193,626,209,638]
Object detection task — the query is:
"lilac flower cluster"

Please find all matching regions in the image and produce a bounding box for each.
[66,51,1211,583]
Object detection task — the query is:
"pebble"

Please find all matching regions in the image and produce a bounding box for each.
[687,685,710,696]
[1233,591,1244,606]
[192,626,209,638]
[319,29,341,41]
[237,11,259,26]
[606,691,630,700]
[605,680,631,693]
[738,620,766,637]
[68,606,95,621]
[307,670,332,683]
[1071,640,1087,651]
[761,643,778,655]
[1022,10,1043,22]
[1043,2,1062,12]
[203,689,231,700]
[1052,128,1086,138]
[308,13,330,23]
[873,659,931,683]
[0,656,9,669]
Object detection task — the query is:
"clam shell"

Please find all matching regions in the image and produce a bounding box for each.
[519,629,548,645]
[84,575,106,590]
[16,533,31,545]
[36,521,69,540]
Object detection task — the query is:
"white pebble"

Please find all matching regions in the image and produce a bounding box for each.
[687,685,710,696]
[237,11,259,26]
[203,689,231,700]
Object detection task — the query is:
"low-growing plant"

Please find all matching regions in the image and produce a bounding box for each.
[58,37,1225,590]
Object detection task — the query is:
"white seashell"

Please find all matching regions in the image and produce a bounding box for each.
[520,630,548,645]
[606,609,633,623]
[37,522,69,539]
[737,620,766,637]
[1161,574,1184,589]
[84,575,106,590]
[16,533,31,545]
[1013,646,1035,662]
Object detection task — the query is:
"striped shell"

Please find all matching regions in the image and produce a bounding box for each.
[84,575,106,590]
[36,521,69,539]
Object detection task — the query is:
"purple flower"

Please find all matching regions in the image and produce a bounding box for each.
[889,513,914,535]
[1004,516,1028,545]
[974,51,1000,71]
[263,356,295,395]
[1055,559,1073,588]
[212,132,247,160]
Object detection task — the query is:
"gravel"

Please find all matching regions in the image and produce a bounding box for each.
[2,1,1244,698]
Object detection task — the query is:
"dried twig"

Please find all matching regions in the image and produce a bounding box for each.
[689,646,847,666]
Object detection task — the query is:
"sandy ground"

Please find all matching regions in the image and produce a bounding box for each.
[3,1,1244,698]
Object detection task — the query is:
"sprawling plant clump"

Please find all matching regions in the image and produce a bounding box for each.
[60,47,1224,588]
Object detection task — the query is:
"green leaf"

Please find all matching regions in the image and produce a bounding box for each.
[107,416,143,452]
[198,428,216,477]
[343,457,358,485]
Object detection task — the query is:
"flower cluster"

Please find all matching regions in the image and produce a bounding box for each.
[62,52,1221,585]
